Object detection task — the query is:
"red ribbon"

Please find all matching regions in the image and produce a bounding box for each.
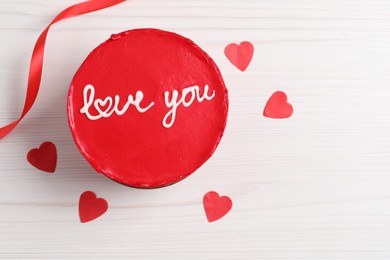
[0,0,125,138]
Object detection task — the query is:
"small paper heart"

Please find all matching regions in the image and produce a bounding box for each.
[263,91,293,119]
[224,41,254,71]
[203,191,233,222]
[79,191,108,223]
[27,141,57,173]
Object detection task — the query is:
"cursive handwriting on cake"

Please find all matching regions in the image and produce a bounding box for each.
[162,85,215,128]
[80,84,154,120]
[79,84,215,128]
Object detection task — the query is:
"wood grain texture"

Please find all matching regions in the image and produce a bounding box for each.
[1,0,390,259]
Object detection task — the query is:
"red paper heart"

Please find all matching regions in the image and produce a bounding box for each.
[224,41,254,71]
[263,91,293,119]
[79,191,108,223]
[203,191,232,222]
[27,141,57,173]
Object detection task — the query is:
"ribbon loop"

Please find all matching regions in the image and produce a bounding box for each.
[0,0,125,138]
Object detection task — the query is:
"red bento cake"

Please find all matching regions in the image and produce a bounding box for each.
[67,29,228,188]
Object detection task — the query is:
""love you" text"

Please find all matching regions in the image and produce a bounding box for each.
[80,84,215,128]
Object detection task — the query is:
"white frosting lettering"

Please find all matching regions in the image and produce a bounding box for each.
[80,84,215,128]
[162,85,215,128]
[80,84,154,120]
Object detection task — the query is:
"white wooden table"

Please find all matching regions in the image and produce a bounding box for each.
[1,0,390,259]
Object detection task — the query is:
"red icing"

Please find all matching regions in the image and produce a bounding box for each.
[68,29,228,188]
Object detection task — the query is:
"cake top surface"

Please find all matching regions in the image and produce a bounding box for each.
[68,29,228,188]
